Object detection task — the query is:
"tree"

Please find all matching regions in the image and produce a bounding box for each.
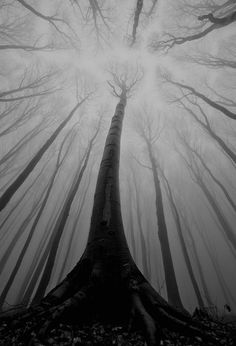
[177,132,236,213]
[19,203,69,307]
[0,117,48,169]
[15,0,70,36]
[0,160,49,245]
[0,1,53,51]
[0,68,217,346]
[0,90,91,211]
[194,218,236,307]
[31,116,101,304]
[160,169,205,307]
[164,77,236,120]
[0,1,78,51]
[0,177,50,308]
[134,110,184,309]
[184,47,236,69]
[163,77,236,166]
[0,100,40,138]
[176,141,236,257]
[0,69,57,103]
[0,126,76,309]
[151,0,236,51]
[71,0,112,46]
[129,0,144,46]
[179,209,213,307]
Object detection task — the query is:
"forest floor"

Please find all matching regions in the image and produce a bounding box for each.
[1,312,236,346]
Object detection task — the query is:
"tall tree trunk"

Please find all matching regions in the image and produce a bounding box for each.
[179,212,213,307]
[0,161,49,265]
[20,206,65,306]
[58,165,93,282]
[179,134,236,212]
[0,88,217,346]
[0,161,48,239]
[198,177,236,254]
[161,172,204,307]
[146,141,184,309]
[0,119,46,170]
[0,130,74,307]
[0,182,49,309]
[180,150,236,257]
[32,125,99,304]
[194,150,236,213]
[179,101,236,166]
[196,222,236,306]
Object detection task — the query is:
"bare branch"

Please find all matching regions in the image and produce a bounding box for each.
[0,43,54,51]
[150,0,236,51]
[163,75,236,120]
[107,63,143,98]
[16,0,76,42]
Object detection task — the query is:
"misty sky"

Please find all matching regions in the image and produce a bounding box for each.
[0,0,236,313]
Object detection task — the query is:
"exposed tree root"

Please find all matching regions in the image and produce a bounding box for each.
[0,257,233,345]
[131,292,161,345]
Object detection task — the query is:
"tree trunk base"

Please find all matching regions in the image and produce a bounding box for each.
[0,253,234,345]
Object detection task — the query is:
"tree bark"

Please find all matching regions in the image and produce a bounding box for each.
[132,171,150,279]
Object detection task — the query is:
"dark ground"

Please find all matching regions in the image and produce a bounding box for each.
[1,311,236,346]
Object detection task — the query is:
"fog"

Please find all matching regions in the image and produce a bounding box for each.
[0,0,236,314]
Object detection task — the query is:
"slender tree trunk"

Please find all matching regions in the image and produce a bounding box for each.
[130,0,143,46]
[180,149,236,258]
[192,148,236,212]
[0,161,49,264]
[196,224,236,306]
[180,101,236,166]
[0,134,72,306]
[0,119,45,168]
[180,213,213,307]
[202,125,236,167]
[58,165,93,282]
[0,96,88,211]
[172,80,236,120]
[197,177,236,253]
[0,162,48,239]
[146,142,184,309]
[20,206,66,306]
[32,126,99,304]
[0,183,49,309]
[161,173,204,307]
